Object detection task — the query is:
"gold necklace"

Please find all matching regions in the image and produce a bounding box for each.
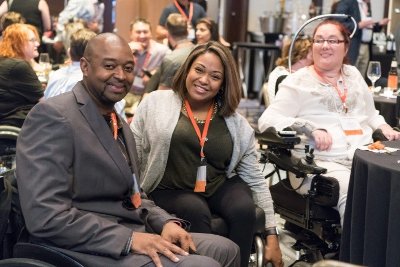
[182,101,218,124]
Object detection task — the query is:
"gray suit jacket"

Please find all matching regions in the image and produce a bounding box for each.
[16,82,179,266]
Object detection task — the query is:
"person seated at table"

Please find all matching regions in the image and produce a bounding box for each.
[0,23,43,128]
[131,41,283,267]
[195,17,230,48]
[264,36,313,105]
[258,19,400,226]
[16,32,240,267]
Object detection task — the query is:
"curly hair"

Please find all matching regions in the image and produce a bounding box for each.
[275,37,312,67]
[0,23,39,59]
[172,41,241,116]
[0,11,26,31]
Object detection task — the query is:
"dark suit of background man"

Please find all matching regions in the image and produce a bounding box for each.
[16,32,240,267]
[334,0,387,66]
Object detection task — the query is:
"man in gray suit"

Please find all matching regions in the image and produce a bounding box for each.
[16,33,239,267]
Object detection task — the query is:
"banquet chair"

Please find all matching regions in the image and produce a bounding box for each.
[256,127,341,263]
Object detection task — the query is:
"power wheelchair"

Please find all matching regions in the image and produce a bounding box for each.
[256,127,342,265]
[0,126,267,267]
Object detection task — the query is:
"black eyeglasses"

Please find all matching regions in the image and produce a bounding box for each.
[312,39,346,45]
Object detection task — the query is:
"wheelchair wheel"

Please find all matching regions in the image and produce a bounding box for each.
[253,235,264,267]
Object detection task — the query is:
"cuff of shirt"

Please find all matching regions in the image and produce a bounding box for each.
[121,231,133,256]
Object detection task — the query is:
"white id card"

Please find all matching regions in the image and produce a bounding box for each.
[339,117,363,136]
[133,76,144,89]
[188,27,195,40]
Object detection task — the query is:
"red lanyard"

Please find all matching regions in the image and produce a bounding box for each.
[184,99,214,158]
[110,112,118,140]
[174,0,193,24]
[111,112,141,208]
[136,51,151,72]
[314,67,348,113]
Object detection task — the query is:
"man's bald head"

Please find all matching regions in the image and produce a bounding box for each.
[83,33,131,62]
[80,32,135,114]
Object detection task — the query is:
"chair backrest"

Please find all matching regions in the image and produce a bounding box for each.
[0,126,20,170]
[274,74,288,95]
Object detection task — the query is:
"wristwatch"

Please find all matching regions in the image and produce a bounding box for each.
[265,226,279,236]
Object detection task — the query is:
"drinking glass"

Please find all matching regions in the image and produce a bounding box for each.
[367,61,381,92]
[39,53,50,65]
[38,53,51,82]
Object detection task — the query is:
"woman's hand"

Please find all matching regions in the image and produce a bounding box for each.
[264,235,284,267]
[311,129,332,151]
[379,124,400,140]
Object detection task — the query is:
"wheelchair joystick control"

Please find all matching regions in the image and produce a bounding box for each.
[305,148,315,165]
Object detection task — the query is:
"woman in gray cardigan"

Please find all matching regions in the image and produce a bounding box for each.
[131,41,283,267]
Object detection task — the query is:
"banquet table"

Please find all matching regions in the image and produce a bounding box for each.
[373,94,397,127]
[340,141,400,266]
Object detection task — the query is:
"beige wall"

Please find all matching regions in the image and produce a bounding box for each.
[114,0,170,42]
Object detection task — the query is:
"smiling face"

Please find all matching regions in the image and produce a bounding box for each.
[81,34,135,113]
[195,22,211,44]
[23,28,40,60]
[185,52,224,107]
[130,21,152,49]
[312,23,349,71]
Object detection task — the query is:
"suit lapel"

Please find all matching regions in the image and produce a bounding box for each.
[73,83,132,186]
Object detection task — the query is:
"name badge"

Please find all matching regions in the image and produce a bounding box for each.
[133,76,144,89]
[339,117,363,136]
[187,26,195,40]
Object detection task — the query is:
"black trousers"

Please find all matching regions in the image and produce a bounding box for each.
[150,176,256,267]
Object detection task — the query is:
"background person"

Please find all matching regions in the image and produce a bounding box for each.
[333,0,388,66]
[0,23,43,128]
[125,18,170,117]
[195,17,230,47]
[16,32,240,267]
[0,11,25,35]
[131,41,283,267]
[265,37,313,105]
[258,20,400,226]
[145,13,194,93]
[0,0,51,45]
[156,0,206,42]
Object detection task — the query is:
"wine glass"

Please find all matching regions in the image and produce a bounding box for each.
[38,53,51,82]
[367,61,381,92]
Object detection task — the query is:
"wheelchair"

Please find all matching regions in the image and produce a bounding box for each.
[256,127,341,264]
[0,124,266,267]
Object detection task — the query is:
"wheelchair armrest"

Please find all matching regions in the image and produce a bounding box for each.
[13,242,85,267]
[372,127,400,142]
[256,127,300,149]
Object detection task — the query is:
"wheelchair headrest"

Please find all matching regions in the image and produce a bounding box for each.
[256,127,300,149]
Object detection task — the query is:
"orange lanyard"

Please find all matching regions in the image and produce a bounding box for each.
[174,0,193,24]
[110,112,118,140]
[184,99,214,158]
[314,67,348,113]
[136,51,151,72]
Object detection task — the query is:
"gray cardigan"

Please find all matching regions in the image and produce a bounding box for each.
[131,90,276,228]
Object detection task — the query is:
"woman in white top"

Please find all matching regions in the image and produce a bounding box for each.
[258,20,400,225]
